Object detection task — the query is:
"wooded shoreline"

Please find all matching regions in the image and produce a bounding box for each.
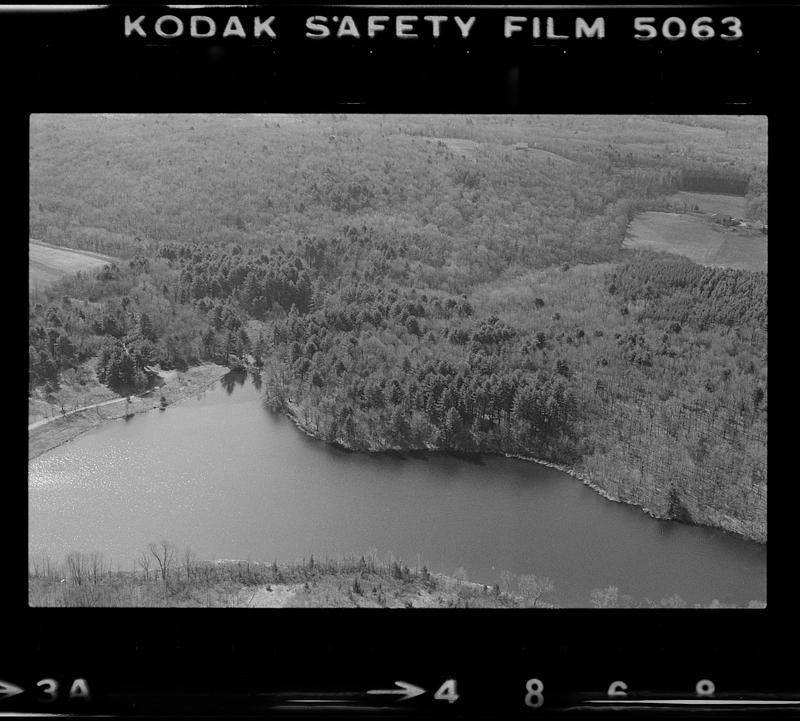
[28,359,766,546]
[279,397,766,545]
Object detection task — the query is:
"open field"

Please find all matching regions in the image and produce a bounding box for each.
[520,147,576,166]
[668,191,748,218]
[430,137,574,166]
[431,136,482,159]
[29,240,114,291]
[625,212,767,271]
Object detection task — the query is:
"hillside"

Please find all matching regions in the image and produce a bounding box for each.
[28,114,767,541]
[30,114,767,264]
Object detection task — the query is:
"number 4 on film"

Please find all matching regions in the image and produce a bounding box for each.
[434,679,459,703]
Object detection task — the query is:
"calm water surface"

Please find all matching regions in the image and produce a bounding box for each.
[29,373,766,606]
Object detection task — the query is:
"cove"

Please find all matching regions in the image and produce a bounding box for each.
[28,372,766,606]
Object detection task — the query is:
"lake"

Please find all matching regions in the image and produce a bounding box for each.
[28,372,766,606]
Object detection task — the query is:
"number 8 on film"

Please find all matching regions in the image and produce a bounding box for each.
[524,678,544,708]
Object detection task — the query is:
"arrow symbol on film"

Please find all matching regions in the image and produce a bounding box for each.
[367,680,426,702]
[0,680,24,701]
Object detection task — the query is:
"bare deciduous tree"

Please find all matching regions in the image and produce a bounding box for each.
[182,546,196,581]
[138,549,152,582]
[149,540,176,587]
[90,552,105,584]
[66,551,86,586]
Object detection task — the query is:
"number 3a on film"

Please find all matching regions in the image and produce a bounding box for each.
[37,678,91,703]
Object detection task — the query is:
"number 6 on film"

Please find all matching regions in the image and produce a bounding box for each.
[524,678,544,708]
[608,680,628,698]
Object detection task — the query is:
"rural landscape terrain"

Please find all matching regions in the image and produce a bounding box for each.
[29,114,767,606]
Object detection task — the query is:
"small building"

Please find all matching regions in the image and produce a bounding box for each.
[513,142,529,150]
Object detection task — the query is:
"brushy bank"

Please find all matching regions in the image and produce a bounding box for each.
[28,363,229,460]
[28,547,765,609]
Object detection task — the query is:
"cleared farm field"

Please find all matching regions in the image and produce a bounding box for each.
[29,241,114,291]
[431,137,482,159]
[522,147,575,166]
[431,137,574,166]
[668,191,748,218]
[625,212,767,272]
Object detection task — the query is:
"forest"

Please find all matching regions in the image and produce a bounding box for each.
[29,114,768,541]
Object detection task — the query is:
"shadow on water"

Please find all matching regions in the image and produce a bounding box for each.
[440,450,487,466]
[381,449,430,462]
[221,370,248,395]
[249,371,263,391]
[373,450,486,465]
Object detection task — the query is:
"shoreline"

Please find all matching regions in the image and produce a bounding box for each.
[28,554,763,608]
[29,372,765,546]
[279,400,766,546]
[28,363,230,460]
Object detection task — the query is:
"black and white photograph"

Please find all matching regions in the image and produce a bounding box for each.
[28,113,767,609]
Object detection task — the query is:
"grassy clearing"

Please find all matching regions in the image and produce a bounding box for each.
[522,147,576,165]
[625,212,723,264]
[29,240,114,291]
[151,363,231,406]
[430,137,482,159]
[668,191,748,218]
[714,234,769,270]
[625,212,767,271]
[428,138,572,167]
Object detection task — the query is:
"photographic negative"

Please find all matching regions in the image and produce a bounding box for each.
[8,0,794,715]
